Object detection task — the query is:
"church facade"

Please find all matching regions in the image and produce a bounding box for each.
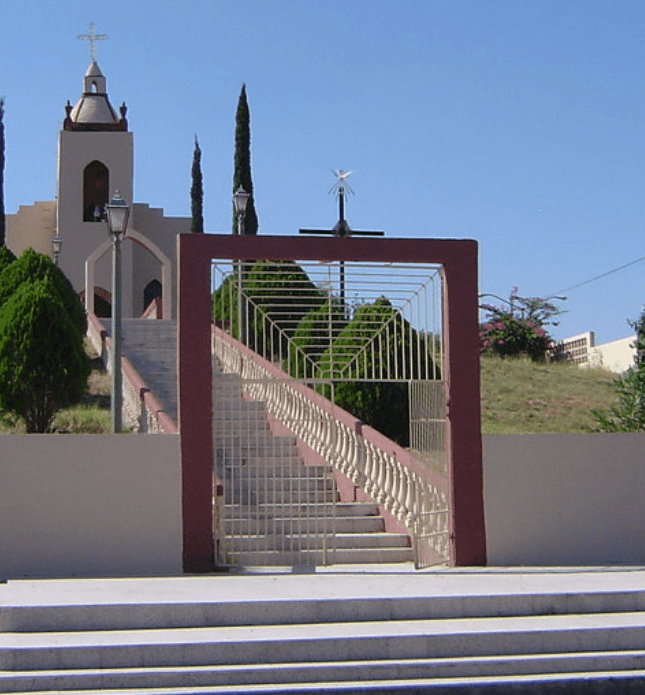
[7,60,189,319]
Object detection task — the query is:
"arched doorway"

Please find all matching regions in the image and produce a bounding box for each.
[143,279,162,313]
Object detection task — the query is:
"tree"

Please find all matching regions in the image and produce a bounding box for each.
[593,308,645,432]
[0,277,90,432]
[0,247,86,333]
[480,288,563,362]
[0,97,5,247]
[315,297,436,446]
[212,260,322,358]
[0,244,16,274]
[190,135,204,233]
[232,84,258,235]
[287,298,348,379]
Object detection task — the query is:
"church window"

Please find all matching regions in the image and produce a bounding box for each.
[83,161,109,222]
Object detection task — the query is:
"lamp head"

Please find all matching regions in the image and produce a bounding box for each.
[233,186,250,217]
[51,235,63,256]
[105,191,130,237]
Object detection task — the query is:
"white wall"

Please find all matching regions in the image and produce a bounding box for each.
[589,336,635,373]
[483,433,645,566]
[0,434,182,581]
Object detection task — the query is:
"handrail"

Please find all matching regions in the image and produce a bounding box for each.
[212,324,448,543]
[86,312,178,434]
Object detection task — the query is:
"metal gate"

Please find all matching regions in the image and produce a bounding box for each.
[211,259,450,568]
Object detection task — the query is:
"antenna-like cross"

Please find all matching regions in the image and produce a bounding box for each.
[78,22,108,62]
[300,170,385,308]
[301,169,384,239]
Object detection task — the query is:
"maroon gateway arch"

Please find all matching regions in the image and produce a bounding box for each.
[177,234,486,571]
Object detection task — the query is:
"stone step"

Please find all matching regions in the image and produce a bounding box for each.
[221,477,335,492]
[218,463,331,478]
[220,502,379,519]
[6,670,645,694]
[224,533,411,552]
[217,438,297,455]
[3,653,645,693]
[5,574,645,634]
[225,547,414,566]
[223,489,338,505]
[5,612,645,672]
[224,515,384,535]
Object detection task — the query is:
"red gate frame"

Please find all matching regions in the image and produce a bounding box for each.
[177,234,486,571]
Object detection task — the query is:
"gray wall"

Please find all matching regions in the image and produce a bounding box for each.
[483,433,645,566]
[0,435,182,581]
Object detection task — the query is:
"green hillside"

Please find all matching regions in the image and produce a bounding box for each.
[481,355,620,434]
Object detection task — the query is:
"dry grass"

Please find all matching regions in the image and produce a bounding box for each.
[53,343,111,433]
[481,355,620,434]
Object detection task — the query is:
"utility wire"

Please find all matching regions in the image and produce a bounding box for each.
[551,255,645,296]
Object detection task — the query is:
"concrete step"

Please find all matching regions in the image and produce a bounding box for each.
[224,515,384,535]
[225,533,411,552]
[220,502,379,519]
[219,463,331,478]
[221,477,335,492]
[3,653,645,693]
[5,572,645,692]
[224,489,338,505]
[5,612,645,672]
[5,574,645,633]
[225,547,414,566]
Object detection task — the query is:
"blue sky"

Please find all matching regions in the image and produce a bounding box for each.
[1,0,644,343]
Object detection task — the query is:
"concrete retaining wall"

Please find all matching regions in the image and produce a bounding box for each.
[483,433,645,566]
[0,434,182,581]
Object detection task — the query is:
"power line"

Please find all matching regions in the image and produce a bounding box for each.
[551,254,645,296]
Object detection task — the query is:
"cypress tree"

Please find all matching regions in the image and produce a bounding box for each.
[232,84,258,235]
[0,98,5,247]
[190,135,204,233]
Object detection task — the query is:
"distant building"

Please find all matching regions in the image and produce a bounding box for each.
[552,331,635,373]
[7,60,189,319]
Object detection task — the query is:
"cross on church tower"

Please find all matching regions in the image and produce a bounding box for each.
[78,22,108,62]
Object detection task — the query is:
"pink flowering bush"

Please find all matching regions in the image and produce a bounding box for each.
[480,288,563,362]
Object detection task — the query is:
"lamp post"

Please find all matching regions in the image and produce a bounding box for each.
[51,235,63,267]
[105,191,130,433]
[233,186,250,344]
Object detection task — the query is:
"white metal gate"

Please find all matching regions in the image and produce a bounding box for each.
[212,259,449,568]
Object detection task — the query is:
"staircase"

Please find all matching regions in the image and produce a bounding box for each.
[213,361,413,566]
[2,571,645,693]
[119,319,178,423]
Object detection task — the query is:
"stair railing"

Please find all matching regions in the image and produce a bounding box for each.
[212,324,450,565]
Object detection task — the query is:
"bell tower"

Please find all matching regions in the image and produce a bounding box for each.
[56,56,134,314]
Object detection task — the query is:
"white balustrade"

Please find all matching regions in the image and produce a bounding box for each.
[212,327,448,544]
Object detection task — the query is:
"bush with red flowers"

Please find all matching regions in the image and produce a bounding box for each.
[480,288,563,362]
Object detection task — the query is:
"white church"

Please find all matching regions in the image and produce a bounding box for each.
[6,57,187,320]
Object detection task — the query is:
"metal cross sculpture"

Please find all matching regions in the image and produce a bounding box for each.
[300,170,384,306]
[78,22,108,62]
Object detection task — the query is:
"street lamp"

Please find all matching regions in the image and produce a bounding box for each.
[233,186,250,235]
[51,235,63,267]
[232,187,250,344]
[105,191,130,433]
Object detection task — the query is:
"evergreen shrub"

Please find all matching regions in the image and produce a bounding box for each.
[0,277,90,432]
